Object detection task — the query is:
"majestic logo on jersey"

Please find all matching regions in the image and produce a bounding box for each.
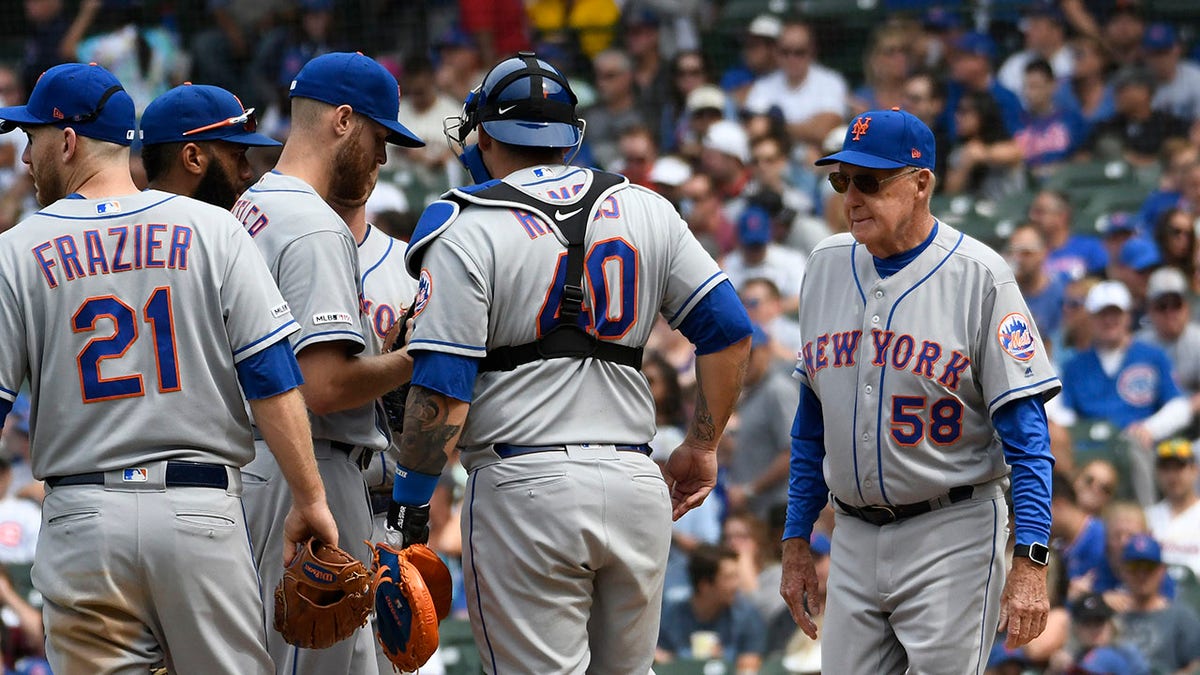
[96,201,121,214]
[122,468,148,482]
[1117,364,1158,407]
[312,312,353,326]
[271,302,290,319]
[851,116,872,141]
[997,313,1036,361]
[413,269,432,317]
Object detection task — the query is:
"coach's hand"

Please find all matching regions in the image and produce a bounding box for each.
[662,441,717,521]
[998,558,1049,648]
[282,499,340,566]
[780,538,822,639]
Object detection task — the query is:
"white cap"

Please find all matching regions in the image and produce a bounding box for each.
[686,85,727,114]
[1085,280,1133,313]
[747,14,783,39]
[822,124,848,154]
[702,119,750,164]
[648,155,693,187]
[1147,266,1189,301]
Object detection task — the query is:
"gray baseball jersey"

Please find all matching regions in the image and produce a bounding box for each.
[0,190,298,477]
[404,165,728,447]
[233,171,388,450]
[358,223,417,353]
[795,223,1061,507]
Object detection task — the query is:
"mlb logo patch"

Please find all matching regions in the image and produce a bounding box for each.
[996,312,1036,361]
[122,468,148,483]
[97,201,121,214]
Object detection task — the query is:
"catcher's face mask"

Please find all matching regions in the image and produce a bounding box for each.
[443,51,586,184]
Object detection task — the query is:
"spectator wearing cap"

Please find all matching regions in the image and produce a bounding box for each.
[660,50,713,156]
[720,14,782,103]
[1078,67,1190,166]
[944,90,1026,202]
[941,32,1024,138]
[1014,59,1087,179]
[1006,223,1066,342]
[850,25,915,116]
[140,83,281,210]
[720,204,805,316]
[1030,189,1108,284]
[724,322,800,521]
[647,154,691,204]
[1049,281,1192,505]
[1098,212,1140,281]
[1112,237,1161,311]
[656,544,768,671]
[1114,533,1200,673]
[676,84,728,161]
[743,21,848,150]
[1143,23,1200,122]
[701,119,753,225]
[393,54,466,194]
[1137,266,1200,431]
[998,1,1074,98]
[740,277,802,363]
[579,49,643,171]
[1151,207,1196,282]
[1146,439,1200,577]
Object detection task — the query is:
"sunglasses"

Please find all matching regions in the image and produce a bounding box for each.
[779,47,811,58]
[1081,474,1115,496]
[828,168,920,194]
[183,107,257,137]
[1152,296,1184,312]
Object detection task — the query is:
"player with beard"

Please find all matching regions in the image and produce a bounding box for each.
[140,84,281,209]
[230,53,424,675]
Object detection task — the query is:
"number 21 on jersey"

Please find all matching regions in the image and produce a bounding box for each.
[537,237,639,338]
[73,287,179,403]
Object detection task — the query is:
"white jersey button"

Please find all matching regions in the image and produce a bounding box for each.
[872,315,880,324]
[875,290,884,298]
[865,385,872,393]
[862,432,870,440]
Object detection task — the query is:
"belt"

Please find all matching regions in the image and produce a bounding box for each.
[330,441,374,471]
[493,443,653,459]
[46,461,229,490]
[834,485,974,526]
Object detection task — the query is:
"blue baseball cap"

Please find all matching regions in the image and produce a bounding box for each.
[0,62,136,146]
[1123,533,1162,564]
[816,109,936,171]
[1073,646,1136,675]
[954,32,997,61]
[1143,23,1177,52]
[289,52,424,147]
[922,7,962,31]
[1118,237,1162,272]
[140,84,280,147]
[738,205,772,245]
[1099,211,1140,236]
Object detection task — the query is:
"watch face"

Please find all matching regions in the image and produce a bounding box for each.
[1031,543,1050,565]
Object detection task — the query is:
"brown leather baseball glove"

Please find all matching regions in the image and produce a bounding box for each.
[274,538,378,649]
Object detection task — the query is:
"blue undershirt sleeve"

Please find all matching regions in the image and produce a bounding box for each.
[0,399,10,429]
[993,396,1055,546]
[783,383,829,541]
[236,340,304,400]
[676,280,753,355]
[411,351,480,403]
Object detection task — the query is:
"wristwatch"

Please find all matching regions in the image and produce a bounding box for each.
[1013,542,1050,566]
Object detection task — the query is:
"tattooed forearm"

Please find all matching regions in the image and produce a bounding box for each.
[690,387,716,442]
[397,386,464,474]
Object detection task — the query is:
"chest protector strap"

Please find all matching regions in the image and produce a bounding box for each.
[448,172,643,372]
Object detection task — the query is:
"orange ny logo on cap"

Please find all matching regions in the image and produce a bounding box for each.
[851,115,871,141]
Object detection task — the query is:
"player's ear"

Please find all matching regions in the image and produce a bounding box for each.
[181,142,206,176]
[60,127,77,163]
[332,104,355,138]
[915,168,934,199]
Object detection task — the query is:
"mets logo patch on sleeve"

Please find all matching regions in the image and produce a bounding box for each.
[413,269,432,317]
[997,312,1036,361]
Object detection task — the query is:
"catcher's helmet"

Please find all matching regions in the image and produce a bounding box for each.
[448,52,582,149]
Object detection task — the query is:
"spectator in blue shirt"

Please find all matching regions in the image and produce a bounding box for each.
[1030,189,1108,283]
[941,32,1024,138]
[657,544,768,672]
[1015,59,1087,179]
[1007,223,1066,341]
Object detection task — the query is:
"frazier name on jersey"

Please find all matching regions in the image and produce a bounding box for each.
[32,224,193,289]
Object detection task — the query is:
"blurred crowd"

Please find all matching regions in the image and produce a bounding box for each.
[3,0,1200,673]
